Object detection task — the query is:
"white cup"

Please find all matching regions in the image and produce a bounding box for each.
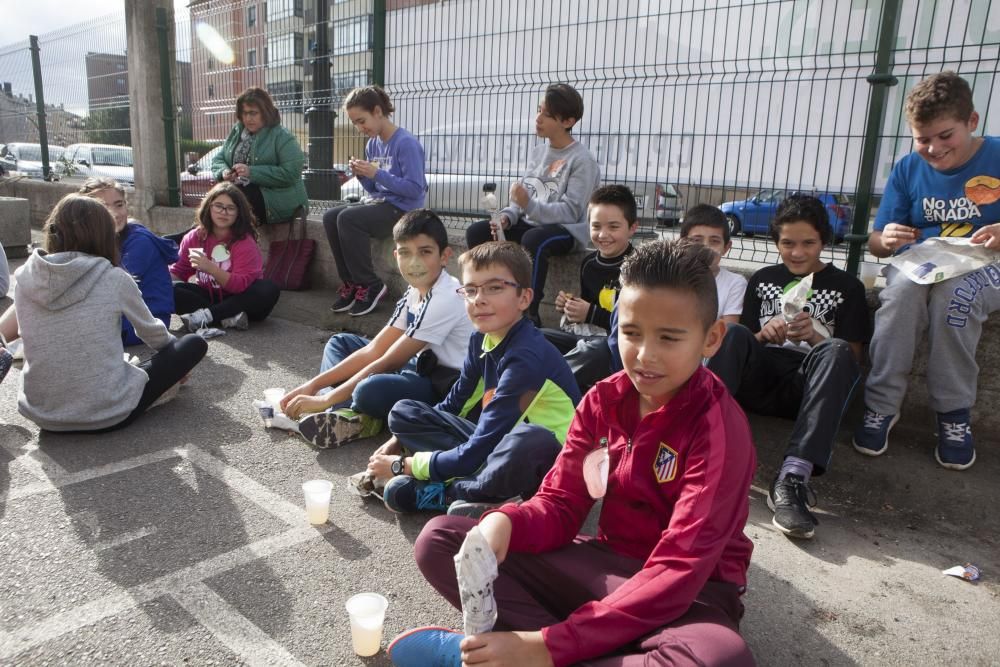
[301,480,333,525]
[345,593,388,656]
[859,262,881,289]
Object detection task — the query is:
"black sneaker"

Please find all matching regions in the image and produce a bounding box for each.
[349,281,388,316]
[331,283,357,312]
[767,474,818,539]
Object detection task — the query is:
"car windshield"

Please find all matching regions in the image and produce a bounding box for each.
[16,145,43,161]
[198,147,221,170]
[92,147,133,167]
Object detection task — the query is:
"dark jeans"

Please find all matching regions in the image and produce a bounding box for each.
[322,201,404,287]
[707,323,860,474]
[66,334,208,434]
[465,218,575,316]
[388,398,561,502]
[173,279,281,325]
[415,515,755,667]
[237,182,268,225]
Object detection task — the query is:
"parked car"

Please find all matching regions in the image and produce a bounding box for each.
[646,183,683,226]
[60,143,134,186]
[0,142,65,179]
[719,189,855,241]
[180,145,223,208]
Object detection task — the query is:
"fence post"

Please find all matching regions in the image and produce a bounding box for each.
[846,0,901,276]
[372,0,386,86]
[28,35,51,181]
[155,7,180,207]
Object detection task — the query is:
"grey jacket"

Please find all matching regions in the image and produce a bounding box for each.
[15,250,174,431]
[0,241,9,298]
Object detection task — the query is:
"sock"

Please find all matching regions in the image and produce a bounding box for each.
[778,456,814,483]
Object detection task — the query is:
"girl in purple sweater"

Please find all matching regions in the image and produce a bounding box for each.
[171,183,280,333]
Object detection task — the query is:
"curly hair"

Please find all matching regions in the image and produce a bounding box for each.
[905,71,974,125]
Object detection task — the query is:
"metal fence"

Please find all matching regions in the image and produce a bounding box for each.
[2,0,998,271]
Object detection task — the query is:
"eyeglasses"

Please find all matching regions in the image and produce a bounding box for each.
[211,203,238,215]
[456,279,520,300]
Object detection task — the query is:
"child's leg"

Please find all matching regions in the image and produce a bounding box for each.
[925,266,1000,413]
[387,398,477,453]
[705,323,788,414]
[519,225,576,317]
[864,265,930,415]
[785,338,860,474]
[322,204,357,285]
[320,333,371,373]
[0,305,18,343]
[447,423,561,502]
[333,202,404,289]
[541,328,582,354]
[206,279,281,323]
[564,336,614,392]
[465,218,494,249]
[173,283,213,316]
[352,366,436,421]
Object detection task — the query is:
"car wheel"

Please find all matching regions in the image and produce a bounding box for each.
[726,214,742,236]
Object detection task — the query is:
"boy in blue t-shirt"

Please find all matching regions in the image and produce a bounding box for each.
[853,72,1000,470]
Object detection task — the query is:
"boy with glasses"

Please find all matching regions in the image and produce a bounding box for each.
[359,242,582,516]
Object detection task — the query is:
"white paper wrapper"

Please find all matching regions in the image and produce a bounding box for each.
[454,526,498,635]
[891,237,997,285]
[781,272,814,322]
[252,388,301,433]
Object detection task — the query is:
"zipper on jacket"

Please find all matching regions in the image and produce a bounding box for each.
[597,436,608,451]
[626,437,632,454]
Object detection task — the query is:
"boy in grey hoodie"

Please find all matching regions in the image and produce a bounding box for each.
[465,83,600,326]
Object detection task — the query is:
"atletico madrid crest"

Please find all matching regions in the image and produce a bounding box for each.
[654,443,678,483]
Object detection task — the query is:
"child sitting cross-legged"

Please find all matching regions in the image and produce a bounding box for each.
[387,240,756,667]
[359,241,582,516]
[281,209,474,447]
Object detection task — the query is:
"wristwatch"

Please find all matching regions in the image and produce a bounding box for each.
[390,456,406,476]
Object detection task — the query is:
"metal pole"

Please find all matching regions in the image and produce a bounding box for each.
[155,7,180,207]
[845,0,901,276]
[28,35,51,181]
[372,0,386,86]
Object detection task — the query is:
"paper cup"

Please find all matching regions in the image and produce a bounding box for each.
[859,262,881,289]
[345,593,388,656]
[301,480,333,525]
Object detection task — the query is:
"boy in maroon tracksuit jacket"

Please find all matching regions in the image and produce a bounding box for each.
[388,240,757,667]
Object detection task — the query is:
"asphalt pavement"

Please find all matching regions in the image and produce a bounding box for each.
[1,304,998,666]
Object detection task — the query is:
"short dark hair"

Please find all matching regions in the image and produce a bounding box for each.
[770,194,832,245]
[544,83,584,126]
[236,87,281,127]
[589,184,637,225]
[458,241,532,292]
[681,204,730,245]
[43,194,120,266]
[393,208,448,251]
[619,239,718,330]
[195,182,259,242]
[344,85,394,116]
[905,71,974,125]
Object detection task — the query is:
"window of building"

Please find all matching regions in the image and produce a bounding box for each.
[208,84,215,98]
[267,32,304,67]
[248,48,257,69]
[247,5,257,27]
[333,69,371,97]
[264,46,269,64]
[268,0,303,21]
[268,80,304,111]
[331,15,372,56]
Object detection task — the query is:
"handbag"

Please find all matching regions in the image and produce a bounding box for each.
[264,206,316,291]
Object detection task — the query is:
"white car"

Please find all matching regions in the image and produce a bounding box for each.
[61,143,134,186]
[0,142,65,180]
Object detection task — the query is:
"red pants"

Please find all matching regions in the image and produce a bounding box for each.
[415,515,755,667]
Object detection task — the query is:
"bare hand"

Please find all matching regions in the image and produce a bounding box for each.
[188,249,218,274]
[758,316,788,346]
[233,163,251,179]
[460,631,553,667]
[554,290,572,311]
[221,168,237,182]
[562,297,590,324]
[509,183,530,209]
[477,512,512,564]
[784,311,816,344]
[971,223,1000,250]
[367,453,397,482]
[880,223,921,253]
[372,437,402,458]
[349,158,378,179]
[489,214,511,240]
[283,394,330,420]
[279,383,315,413]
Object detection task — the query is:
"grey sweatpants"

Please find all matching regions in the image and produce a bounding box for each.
[865,263,1000,415]
[322,201,404,287]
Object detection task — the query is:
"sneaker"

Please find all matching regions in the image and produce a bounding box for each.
[852,407,900,457]
[220,311,249,330]
[935,409,976,471]
[388,626,463,667]
[349,281,388,316]
[0,346,13,385]
[767,474,818,539]
[331,283,357,312]
[446,496,521,519]
[382,476,450,513]
[180,307,213,333]
[298,409,384,449]
[346,470,383,498]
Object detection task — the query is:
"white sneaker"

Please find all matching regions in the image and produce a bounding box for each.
[220,311,249,330]
[181,307,213,333]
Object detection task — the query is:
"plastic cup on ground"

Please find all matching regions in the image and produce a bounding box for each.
[301,480,333,525]
[860,262,881,289]
[345,593,388,656]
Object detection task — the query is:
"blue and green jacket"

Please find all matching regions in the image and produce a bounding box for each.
[411,317,582,482]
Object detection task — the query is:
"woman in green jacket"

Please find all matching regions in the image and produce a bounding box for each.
[212,87,308,225]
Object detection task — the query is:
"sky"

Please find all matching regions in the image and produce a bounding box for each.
[0,0,191,116]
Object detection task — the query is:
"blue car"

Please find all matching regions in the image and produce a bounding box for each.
[719,190,855,242]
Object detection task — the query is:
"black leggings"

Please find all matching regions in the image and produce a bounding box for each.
[173,279,281,324]
[237,182,269,225]
[71,334,208,434]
